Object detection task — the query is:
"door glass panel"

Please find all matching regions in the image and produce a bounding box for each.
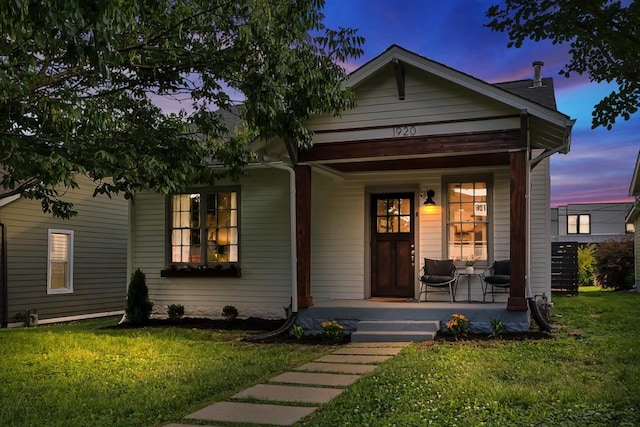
[377,200,388,216]
[400,216,411,232]
[399,199,410,215]
[377,218,388,233]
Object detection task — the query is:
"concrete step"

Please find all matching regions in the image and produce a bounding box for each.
[351,330,437,342]
[356,320,439,332]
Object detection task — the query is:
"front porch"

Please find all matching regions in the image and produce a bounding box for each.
[295,299,530,342]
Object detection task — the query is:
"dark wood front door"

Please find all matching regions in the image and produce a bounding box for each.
[371,193,415,297]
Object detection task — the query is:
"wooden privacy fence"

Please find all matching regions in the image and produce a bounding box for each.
[551,242,579,295]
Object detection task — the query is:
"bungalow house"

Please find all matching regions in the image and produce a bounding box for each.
[626,150,640,291]
[129,45,574,337]
[0,175,128,327]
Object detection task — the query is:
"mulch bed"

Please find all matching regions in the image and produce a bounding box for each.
[109,317,551,345]
[107,317,350,345]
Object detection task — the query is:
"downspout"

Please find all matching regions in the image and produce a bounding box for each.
[1,223,7,328]
[119,199,135,325]
[260,159,298,314]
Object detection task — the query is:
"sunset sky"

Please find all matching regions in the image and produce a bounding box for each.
[321,0,638,207]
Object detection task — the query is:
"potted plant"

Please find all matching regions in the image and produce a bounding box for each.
[465,259,475,274]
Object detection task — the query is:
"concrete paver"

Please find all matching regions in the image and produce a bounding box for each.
[333,347,403,355]
[348,341,413,347]
[233,383,343,404]
[316,354,393,364]
[296,362,377,374]
[270,371,361,387]
[186,401,317,426]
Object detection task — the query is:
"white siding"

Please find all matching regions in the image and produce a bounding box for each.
[530,155,552,299]
[308,63,519,143]
[310,173,365,301]
[131,168,292,319]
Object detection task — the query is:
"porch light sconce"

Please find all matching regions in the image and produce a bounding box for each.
[422,189,436,205]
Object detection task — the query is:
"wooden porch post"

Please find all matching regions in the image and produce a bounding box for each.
[508,150,528,311]
[295,165,313,308]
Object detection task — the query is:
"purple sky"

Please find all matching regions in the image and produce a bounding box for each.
[321,0,639,207]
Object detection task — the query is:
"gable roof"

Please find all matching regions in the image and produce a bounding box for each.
[347,45,574,153]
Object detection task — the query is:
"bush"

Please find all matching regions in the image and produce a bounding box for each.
[125,268,153,325]
[578,244,597,287]
[445,313,469,339]
[222,305,239,321]
[167,304,185,320]
[595,238,635,290]
[321,320,345,340]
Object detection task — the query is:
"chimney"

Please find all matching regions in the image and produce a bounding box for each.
[531,61,544,88]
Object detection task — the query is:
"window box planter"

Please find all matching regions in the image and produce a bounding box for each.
[160,266,241,278]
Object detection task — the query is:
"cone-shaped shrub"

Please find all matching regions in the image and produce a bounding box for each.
[126,268,153,325]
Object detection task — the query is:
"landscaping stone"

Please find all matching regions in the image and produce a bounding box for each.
[296,362,377,374]
[333,346,403,355]
[316,354,393,364]
[270,371,361,387]
[233,383,343,404]
[186,401,317,426]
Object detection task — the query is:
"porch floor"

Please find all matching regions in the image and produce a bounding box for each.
[296,299,530,338]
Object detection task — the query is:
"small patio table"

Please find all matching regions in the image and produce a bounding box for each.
[457,272,483,302]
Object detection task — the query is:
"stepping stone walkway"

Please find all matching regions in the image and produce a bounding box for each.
[170,341,411,427]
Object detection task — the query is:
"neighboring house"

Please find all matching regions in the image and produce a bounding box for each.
[551,203,634,244]
[129,45,575,331]
[0,175,128,327]
[626,151,640,291]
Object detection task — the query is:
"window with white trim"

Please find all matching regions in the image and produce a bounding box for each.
[567,214,590,234]
[47,229,74,294]
[446,179,489,263]
[169,190,239,265]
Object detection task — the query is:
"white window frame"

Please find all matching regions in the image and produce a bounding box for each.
[47,229,74,294]
[444,176,492,264]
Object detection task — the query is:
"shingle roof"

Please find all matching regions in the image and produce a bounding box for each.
[493,77,557,110]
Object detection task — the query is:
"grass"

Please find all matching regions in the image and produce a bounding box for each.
[301,288,640,426]
[0,317,338,427]
[2,289,639,426]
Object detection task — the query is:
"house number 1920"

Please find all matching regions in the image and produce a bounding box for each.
[393,125,417,137]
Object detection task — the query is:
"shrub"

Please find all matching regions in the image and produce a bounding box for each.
[222,305,239,321]
[578,244,597,287]
[595,238,634,290]
[490,318,505,338]
[167,304,185,320]
[291,324,304,340]
[321,320,345,340]
[125,268,153,325]
[445,313,469,339]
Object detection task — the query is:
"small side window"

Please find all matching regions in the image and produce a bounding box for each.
[47,229,74,294]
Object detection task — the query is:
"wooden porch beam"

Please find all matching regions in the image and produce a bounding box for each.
[295,165,313,308]
[298,130,520,163]
[508,150,528,311]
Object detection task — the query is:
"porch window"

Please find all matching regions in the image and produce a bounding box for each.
[169,189,239,266]
[446,180,488,262]
[567,214,590,234]
[47,229,74,294]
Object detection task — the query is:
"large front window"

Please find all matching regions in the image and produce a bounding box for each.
[170,190,239,265]
[447,180,488,262]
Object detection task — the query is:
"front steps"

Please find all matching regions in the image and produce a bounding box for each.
[351,320,440,342]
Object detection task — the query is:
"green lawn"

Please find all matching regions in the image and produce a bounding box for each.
[301,288,640,426]
[1,289,639,426]
[0,318,338,427]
